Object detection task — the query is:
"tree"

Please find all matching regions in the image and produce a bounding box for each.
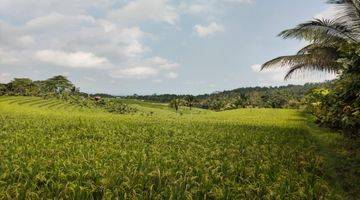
[248,91,262,107]
[0,84,6,95]
[8,78,33,96]
[169,99,180,112]
[261,0,360,79]
[43,75,74,95]
[184,95,195,110]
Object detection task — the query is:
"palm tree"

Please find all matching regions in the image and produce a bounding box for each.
[262,0,360,79]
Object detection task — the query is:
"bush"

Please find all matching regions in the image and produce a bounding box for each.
[101,99,137,114]
[305,76,360,138]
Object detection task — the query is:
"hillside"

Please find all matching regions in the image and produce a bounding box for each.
[0,96,356,199]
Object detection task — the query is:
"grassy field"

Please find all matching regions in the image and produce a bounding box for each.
[0,96,354,199]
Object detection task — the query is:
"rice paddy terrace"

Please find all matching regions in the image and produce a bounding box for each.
[0,96,352,199]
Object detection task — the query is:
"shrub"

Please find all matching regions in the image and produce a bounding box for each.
[305,77,360,138]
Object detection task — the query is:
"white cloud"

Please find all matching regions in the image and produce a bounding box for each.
[17,35,35,45]
[222,0,255,4]
[25,13,94,31]
[251,64,262,72]
[109,0,179,25]
[0,13,153,70]
[0,0,113,23]
[0,0,178,84]
[101,26,148,58]
[124,40,148,58]
[84,76,96,82]
[1,11,180,80]
[153,79,163,83]
[148,57,179,70]
[181,0,254,16]
[189,4,209,14]
[0,21,35,48]
[110,56,180,79]
[35,50,109,69]
[0,73,12,83]
[0,49,19,64]
[111,67,158,79]
[166,72,179,79]
[194,22,225,37]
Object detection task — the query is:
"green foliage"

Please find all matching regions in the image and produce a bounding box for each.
[1,75,74,97]
[0,75,135,115]
[7,78,34,96]
[303,38,360,137]
[128,84,319,111]
[169,98,180,112]
[44,75,75,95]
[305,75,360,137]
[98,99,137,114]
[0,84,6,95]
[0,96,354,199]
[263,0,360,136]
[184,95,195,110]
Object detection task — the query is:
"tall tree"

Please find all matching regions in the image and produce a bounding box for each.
[184,95,195,110]
[0,84,6,95]
[169,99,180,112]
[44,75,74,95]
[8,78,33,95]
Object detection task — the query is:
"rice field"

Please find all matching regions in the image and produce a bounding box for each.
[0,96,346,199]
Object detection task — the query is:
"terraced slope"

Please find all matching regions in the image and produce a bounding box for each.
[0,96,346,199]
[0,96,82,111]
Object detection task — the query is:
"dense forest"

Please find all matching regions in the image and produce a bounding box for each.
[124,83,325,110]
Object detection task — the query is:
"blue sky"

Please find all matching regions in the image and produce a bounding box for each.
[0,0,336,95]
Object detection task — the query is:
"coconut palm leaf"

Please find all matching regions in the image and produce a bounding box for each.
[279,19,358,43]
[262,0,360,80]
[262,47,341,80]
[284,62,339,80]
[297,44,338,55]
[328,0,360,34]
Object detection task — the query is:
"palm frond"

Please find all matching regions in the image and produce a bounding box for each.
[327,0,360,38]
[284,62,339,80]
[297,44,338,55]
[262,46,341,80]
[284,64,308,80]
[279,19,358,43]
[261,0,358,80]
[261,55,308,70]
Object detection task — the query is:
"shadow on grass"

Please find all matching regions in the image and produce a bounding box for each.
[297,112,360,200]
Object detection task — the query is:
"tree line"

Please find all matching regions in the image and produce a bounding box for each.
[125,83,323,111]
[0,75,78,97]
[0,75,135,114]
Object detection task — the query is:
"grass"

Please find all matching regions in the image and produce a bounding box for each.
[0,96,356,199]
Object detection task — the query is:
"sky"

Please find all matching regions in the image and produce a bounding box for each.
[0,0,337,95]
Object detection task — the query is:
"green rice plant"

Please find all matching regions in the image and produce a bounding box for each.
[0,96,349,199]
